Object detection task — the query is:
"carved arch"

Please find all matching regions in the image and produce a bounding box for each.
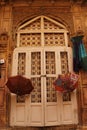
[13,14,70,39]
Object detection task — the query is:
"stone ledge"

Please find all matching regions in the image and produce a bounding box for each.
[0,125,78,130]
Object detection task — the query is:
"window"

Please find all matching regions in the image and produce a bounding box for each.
[10,16,78,126]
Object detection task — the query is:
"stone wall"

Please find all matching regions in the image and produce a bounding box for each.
[0,0,87,130]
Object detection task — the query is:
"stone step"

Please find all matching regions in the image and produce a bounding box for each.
[0,126,77,130]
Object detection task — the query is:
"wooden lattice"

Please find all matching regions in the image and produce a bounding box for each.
[22,18,41,30]
[44,33,65,46]
[17,53,26,75]
[60,52,68,74]
[18,16,66,47]
[45,52,56,74]
[31,52,41,75]
[44,18,62,30]
[31,77,41,103]
[46,77,57,102]
[20,33,41,46]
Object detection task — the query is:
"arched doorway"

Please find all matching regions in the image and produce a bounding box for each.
[10,16,78,126]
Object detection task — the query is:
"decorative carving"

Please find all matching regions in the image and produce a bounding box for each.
[0,111,6,126]
[50,0,56,4]
[82,109,87,125]
[0,33,8,51]
[8,53,12,64]
[0,79,5,88]
[0,89,4,107]
[82,87,87,106]
[28,0,34,4]
[81,71,87,84]
[0,0,9,5]
[12,6,74,39]
[71,0,87,4]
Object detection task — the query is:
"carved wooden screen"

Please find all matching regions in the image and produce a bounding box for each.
[17,53,26,75]
[18,16,67,47]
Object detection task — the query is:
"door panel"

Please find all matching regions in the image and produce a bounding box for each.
[30,105,43,124]
[11,51,28,126]
[16,105,25,121]
[10,47,78,126]
[61,91,78,124]
[61,93,74,124]
[59,49,78,124]
[62,103,73,123]
[29,50,44,126]
[44,50,60,126]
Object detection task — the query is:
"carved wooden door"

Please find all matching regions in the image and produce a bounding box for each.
[10,47,78,126]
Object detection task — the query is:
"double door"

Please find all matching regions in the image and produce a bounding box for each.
[10,47,78,126]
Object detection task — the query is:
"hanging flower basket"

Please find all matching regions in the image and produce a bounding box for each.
[53,73,79,93]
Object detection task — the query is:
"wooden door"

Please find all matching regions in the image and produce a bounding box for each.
[10,47,78,126]
[10,50,28,126]
[44,49,60,126]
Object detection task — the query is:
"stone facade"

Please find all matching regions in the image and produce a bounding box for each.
[0,0,87,130]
